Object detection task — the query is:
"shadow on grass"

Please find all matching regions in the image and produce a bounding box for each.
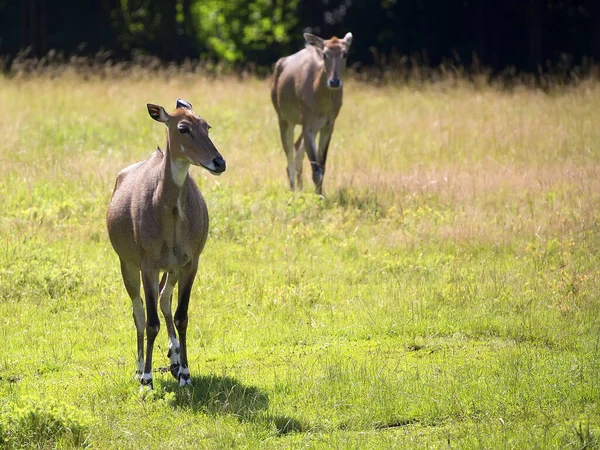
[162,374,304,435]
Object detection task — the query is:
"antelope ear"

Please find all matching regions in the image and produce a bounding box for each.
[147,104,170,123]
[176,98,193,110]
[343,32,353,47]
[304,33,324,50]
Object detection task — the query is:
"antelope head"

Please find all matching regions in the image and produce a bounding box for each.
[147,99,226,175]
[304,32,353,90]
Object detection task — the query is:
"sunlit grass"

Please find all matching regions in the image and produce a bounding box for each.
[0,69,599,448]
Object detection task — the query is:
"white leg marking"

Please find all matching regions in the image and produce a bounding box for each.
[169,337,181,366]
[159,282,174,313]
[140,372,153,391]
[178,367,191,387]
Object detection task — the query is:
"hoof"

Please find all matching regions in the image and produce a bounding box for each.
[140,383,153,392]
[140,373,153,390]
[311,165,323,187]
[178,375,192,387]
[169,364,180,380]
[178,367,191,387]
[314,179,323,196]
[167,346,180,359]
[167,346,181,380]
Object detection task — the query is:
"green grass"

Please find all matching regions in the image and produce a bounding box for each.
[0,70,599,448]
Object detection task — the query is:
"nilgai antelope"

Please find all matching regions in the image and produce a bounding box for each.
[271,31,353,195]
[106,98,226,390]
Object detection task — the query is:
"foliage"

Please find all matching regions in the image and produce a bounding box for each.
[0,398,92,448]
[192,0,300,63]
[2,1,599,72]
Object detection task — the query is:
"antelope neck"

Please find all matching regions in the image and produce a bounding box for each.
[159,139,190,208]
[170,154,191,188]
[163,132,191,186]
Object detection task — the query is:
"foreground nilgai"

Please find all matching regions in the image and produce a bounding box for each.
[106,98,226,389]
[271,31,353,194]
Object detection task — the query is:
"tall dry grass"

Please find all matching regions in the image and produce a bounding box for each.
[1,65,599,248]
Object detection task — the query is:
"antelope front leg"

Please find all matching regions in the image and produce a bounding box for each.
[317,122,335,183]
[158,271,181,380]
[174,262,198,386]
[119,260,145,379]
[301,125,322,194]
[140,267,160,390]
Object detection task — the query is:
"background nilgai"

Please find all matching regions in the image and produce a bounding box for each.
[0,68,599,448]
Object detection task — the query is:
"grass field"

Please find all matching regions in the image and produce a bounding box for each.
[0,69,599,448]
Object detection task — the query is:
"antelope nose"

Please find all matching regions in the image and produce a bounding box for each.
[328,78,342,88]
[212,156,226,173]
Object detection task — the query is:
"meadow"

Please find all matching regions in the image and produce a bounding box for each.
[0,67,599,448]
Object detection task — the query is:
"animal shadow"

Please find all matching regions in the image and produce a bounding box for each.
[163,374,304,434]
[164,374,267,417]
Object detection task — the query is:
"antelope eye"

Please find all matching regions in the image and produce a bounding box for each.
[178,124,190,134]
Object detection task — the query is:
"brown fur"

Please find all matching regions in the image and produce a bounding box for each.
[107,147,208,272]
[106,100,225,389]
[271,32,353,194]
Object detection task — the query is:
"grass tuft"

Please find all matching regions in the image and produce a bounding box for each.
[0,398,92,449]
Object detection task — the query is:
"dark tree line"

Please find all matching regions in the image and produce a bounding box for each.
[299,0,600,72]
[2,0,599,73]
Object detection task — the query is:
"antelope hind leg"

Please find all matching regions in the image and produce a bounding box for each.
[294,134,305,190]
[315,123,335,196]
[301,126,322,194]
[158,271,181,379]
[140,267,161,390]
[278,120,296,190]
[174,262,198,386]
